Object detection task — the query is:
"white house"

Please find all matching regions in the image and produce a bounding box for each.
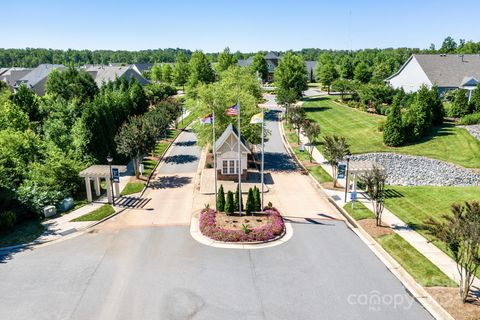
[386,54,480,96]
[214,123,251,181]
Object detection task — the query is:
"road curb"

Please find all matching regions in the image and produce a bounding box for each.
[279,118,454,320]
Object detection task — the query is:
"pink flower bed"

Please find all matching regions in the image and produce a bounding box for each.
[199,207,285,242]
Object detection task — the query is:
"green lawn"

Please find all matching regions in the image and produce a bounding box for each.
[0,220,45,248]
[72,205,115,222]
[343,201,375,220]
[308,165,333,184]
[121,182,145,196]
[377,234,457,287]
[303,96,480,168]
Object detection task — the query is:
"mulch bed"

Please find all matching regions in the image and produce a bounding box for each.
[426,287,480,320]
[357,218,394,238]
[199,207,285,242]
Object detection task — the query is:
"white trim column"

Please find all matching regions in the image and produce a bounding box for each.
[85,177,93,203]
[114,182,120,197]
[94,177,101,196]
[106,177,113,204]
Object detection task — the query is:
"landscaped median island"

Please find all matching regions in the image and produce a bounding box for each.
[199,207,285,243]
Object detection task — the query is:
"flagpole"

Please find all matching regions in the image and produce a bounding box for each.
[212,110,217,210]
[237,99,242,215]
[261,107,264,212]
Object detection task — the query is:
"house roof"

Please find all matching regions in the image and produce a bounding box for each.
[0,68,33,86]
[85,65,149,86]
[265,52,279,60]
[388,54,480,88]
[16,64,64,88]
[214,123,251,154]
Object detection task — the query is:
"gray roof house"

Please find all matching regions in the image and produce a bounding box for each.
[14,64,64,95]
[237,52,317,82]
[386,54,480,94]
[85,65,149,87]
[0,67,32,90]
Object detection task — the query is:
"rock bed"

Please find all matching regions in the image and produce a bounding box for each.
[459,125,480,141]
[350,153,480,187]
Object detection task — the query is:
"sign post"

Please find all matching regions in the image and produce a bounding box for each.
[112,167,120,183]
[351,191,357,209]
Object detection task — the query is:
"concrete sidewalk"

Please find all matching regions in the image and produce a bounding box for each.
[295,119,480,289]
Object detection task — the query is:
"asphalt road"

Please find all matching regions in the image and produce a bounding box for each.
[0,101,433,320]
[0,222,432,320]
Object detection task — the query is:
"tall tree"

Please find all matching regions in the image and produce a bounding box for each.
[317,63,339,93]
[449,89,469,118]
[322,135,350,187]
[172,52,190,89]
[45,66,98,103]
[383,97,405,146]
[302,120,321,162]
[216,47,237,73]
[354,62,372,83]
[274,52,307,100]
[440,36,458,53]
[161,64,173,83]
[251,53,268,82]
[188,50,215,86]
[361,166,387,226]
[150,64,163,82]
[469,83,480,114]
[288,106,306,144]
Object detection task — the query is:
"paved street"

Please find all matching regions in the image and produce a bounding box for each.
[0,102,434,320]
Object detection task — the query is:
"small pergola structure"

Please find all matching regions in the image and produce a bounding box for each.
[79,165,127,204]
[346,160,385,198]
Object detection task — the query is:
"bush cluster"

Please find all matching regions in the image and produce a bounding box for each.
[199,207,285,242]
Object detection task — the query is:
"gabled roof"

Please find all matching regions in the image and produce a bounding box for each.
[265,52,279,60]
[16,64,64,88]
[214,123,251,154]
[0,68,32,86]
[85,65,149,86]
[387,54,480,88]
[461,76,478,87]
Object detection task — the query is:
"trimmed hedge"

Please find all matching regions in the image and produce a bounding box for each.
[459,113,480,125]
[199,207,285,242]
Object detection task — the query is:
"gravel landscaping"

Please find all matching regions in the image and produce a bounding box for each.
[351,153,480,186]
[459,124,480,141]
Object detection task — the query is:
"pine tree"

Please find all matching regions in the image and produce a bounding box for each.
[234,184,243,214]
[469,83,480,113]
[383,98,405,147]
[449,89,469,117]
[246,188,255,215]
[430,86,445,125]
[217,184,225,212]
[253,186,261,212]
[225,191,234,215]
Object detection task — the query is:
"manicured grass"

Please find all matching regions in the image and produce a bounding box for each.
[343,201,375,220]
[377,234,457,287]
[303,96,480,168]
[120,182,145,196]
[72,205,115,222]
[308,165,333,183]
[0,220,45,248]
[142,158,157,177]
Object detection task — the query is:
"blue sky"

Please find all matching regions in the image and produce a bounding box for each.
[2,0,479,52]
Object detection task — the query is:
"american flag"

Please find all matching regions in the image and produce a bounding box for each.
[200,114,213,125]
[225,103,239,116]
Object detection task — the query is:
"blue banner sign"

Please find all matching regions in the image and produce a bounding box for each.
[337,164,346,179]
[112,167,120,183]
[351,191,357,201]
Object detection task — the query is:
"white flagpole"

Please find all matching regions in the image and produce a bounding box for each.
[261,107,264,211]
[212,111,217,210]
[237,100,242,215]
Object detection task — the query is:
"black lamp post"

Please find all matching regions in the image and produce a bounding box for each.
[106,154,115,206]
[344,151,351,202]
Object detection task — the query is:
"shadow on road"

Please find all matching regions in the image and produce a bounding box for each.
[150,175,192,189]
[164,155,198,165]
[174,140,197,147]
[263,152,297,172]
[0,246,32,264]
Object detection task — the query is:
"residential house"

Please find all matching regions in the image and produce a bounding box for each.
[386,54,480,98]
[14,64,64,95]
[0,68,33,90]
[237,52,317,83]
[85,65,149,87]
[214,124,251,182]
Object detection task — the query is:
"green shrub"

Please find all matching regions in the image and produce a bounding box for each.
[448,89,469,118]
[459,113,480,125]
[383,103,405,146]
[253,186,261,212]
[377,119,386,132]
[225,191,234,215]
[217,185,225,212]
[246,188,255,215]
[0,211,16,231]
[234,184,243,213]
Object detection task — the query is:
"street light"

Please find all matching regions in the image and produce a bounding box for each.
[344,151,351,203]
[106,154,115,206]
